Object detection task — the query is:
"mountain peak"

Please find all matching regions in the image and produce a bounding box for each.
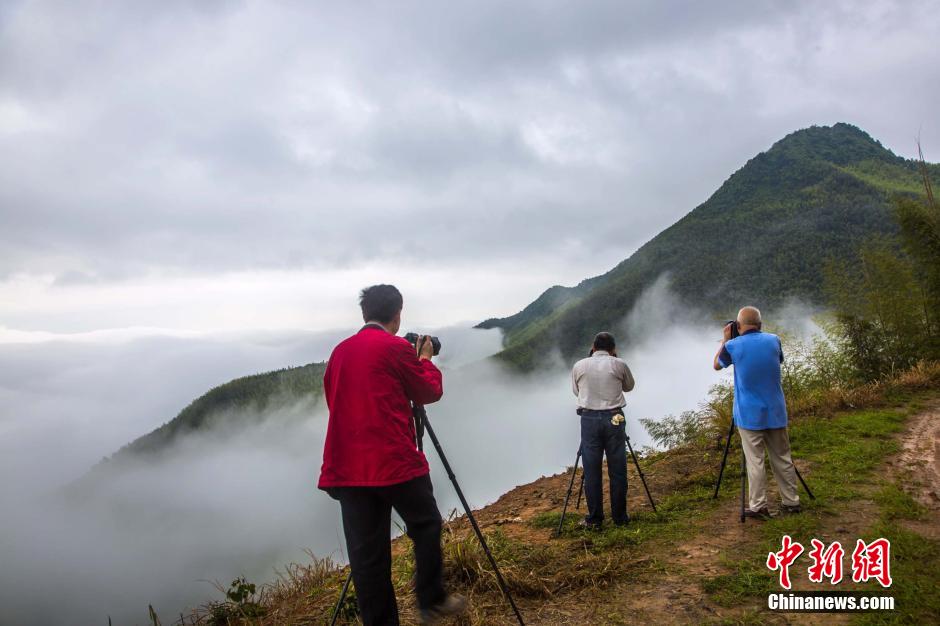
[484,123,938,369]
[767,122,898,166]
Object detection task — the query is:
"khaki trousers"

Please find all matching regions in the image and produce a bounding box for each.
[738,426,800,510]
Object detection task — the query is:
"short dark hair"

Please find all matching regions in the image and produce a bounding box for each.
[360,284,403,323]
[592,332,616,352]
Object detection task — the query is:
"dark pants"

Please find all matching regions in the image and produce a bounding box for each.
[328,474,446,626]
[581,414,628,525]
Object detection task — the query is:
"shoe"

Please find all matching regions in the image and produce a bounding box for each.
[578,518,603,531]
[780,504,802,515]
[614,516,630,527]
[420,594,468,625]
[743,506,772,521]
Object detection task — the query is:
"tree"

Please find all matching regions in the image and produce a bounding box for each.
[893,142,940,357]
[825,238,927,380]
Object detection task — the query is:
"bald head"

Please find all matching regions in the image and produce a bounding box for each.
[737,306,762,329]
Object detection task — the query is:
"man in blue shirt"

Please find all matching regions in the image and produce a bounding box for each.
[713,306,800,519]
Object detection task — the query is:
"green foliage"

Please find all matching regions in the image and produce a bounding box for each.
[640,409,714,449]
[817,144,939,382]
[779,324,857,392]
[225,577,257,605]
[332,584,359,622]
[207,577,266,625]
[824,238,931,380]
[483,123,940,370]
[894,164,940,359]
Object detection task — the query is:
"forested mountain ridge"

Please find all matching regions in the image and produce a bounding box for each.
[479,123,940,370]
[96,362,326,466]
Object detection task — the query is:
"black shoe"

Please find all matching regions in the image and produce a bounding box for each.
[578,518,602,531]
[420,594,468,625]
[614,516,630,526]
[743,506,772,521]
[780,504,802,515]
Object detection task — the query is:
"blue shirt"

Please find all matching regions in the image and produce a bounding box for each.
[717,329,787,430]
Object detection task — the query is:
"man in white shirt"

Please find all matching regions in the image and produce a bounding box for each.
[571,332,636,528]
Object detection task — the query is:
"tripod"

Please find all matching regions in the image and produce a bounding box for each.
[711,418,816,523]
[556,434,658,536]
[330,403,525,626]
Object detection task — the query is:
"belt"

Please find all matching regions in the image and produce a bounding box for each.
[577,407,624,417]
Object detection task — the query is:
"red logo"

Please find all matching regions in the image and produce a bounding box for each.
[807,539,844,584]
[851,538,892,588]
[766,534,805,590]
[767,536,893,589]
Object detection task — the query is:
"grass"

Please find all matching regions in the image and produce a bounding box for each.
[527,396,935,617]
[701,560,777,608]
[699,393,940,623]
[442,524,624,598]
[531,476,722,563]
[872,484,927,522]
[852,522,940,625]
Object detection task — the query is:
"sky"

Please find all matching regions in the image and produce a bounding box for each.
[1,0,939,336]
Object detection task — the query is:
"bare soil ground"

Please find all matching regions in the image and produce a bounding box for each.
[888,403,940,540]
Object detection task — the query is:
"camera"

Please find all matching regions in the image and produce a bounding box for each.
[404,332,441,356]
[724,320,740,339]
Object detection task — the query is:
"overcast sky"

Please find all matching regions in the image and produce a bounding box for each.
[1,0,939,335]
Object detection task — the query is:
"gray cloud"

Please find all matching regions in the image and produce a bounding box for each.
[1,0,938,286]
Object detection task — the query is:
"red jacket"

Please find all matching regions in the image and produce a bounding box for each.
[318,325,443,488]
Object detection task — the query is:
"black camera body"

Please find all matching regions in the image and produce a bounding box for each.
[404,332,441,356]
[725,320,740,339]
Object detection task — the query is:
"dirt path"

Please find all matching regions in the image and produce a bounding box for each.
[887,400,940,540]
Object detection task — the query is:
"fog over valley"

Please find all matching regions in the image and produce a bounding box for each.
[0,282,823,625]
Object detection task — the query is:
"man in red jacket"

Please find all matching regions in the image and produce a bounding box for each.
[319,284,466,625]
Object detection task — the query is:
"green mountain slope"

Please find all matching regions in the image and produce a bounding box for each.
[101,362,326,463]
[480,123,940,370]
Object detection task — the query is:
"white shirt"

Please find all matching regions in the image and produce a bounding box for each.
[571,350,636,410]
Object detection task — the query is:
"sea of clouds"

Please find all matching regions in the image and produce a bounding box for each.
[0,281,824,625]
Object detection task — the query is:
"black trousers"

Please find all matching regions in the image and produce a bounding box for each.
[329,474,446,626]
[580,414,628,525]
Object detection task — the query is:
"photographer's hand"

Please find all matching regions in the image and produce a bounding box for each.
[714,324,733,370]
[417,335,434,361]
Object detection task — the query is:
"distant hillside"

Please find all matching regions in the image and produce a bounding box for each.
[479,123,940,369]
[100,362,326,464]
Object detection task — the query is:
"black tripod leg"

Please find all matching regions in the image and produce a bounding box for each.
[575,473,584,509]
[713,418,736,499]
[740,448,746,523]
[556,448,581,537]
[626,436,657,513]
[794,465,816,500]
[420,409,526,626]
[329,571,353,626]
